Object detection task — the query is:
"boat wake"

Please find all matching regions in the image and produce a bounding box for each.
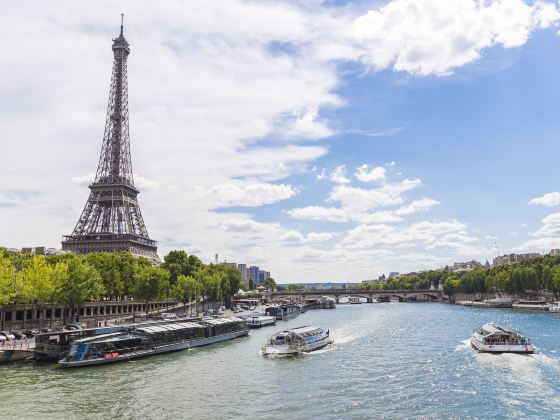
[475,350,560,409]
[330,331,362,346]
[454,339,472,353]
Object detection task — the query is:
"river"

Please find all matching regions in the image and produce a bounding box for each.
[1,303,560,419]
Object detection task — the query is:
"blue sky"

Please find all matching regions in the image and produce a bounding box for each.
[1,0,560,282]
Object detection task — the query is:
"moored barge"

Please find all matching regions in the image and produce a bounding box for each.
[58,317,248,367]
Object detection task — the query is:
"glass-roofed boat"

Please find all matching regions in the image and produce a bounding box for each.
[470,323,538,354]
[58,317,248,367]
[262,325,332,356]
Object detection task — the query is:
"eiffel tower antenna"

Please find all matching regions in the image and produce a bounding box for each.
[62,17,159,263]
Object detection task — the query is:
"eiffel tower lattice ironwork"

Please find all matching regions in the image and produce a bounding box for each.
[62,17,159,262]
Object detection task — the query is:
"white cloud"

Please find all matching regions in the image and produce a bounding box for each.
[329,178,421,211]
[342,219,467,250]
[208,183,297,207]
[288,206,349,223]
[395,197,440,215]
[135,174,160,190]
[350,0,560,76]
[306,232,334,242]
[529,192,560,207]
[317,165,351,184]
[355,164,386,183]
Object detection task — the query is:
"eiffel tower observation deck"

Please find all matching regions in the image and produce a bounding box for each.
[62,17,159,262]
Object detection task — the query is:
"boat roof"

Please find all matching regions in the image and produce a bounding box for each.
[288,325,323,334]
[137,322,204,334]
[481,323,520,335]
[73,332,131,344]
[202,317,243,326]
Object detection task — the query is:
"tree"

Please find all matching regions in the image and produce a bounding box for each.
[172,274,200,314]
[262,277,276,291]
[58,258,104,322]
[161,251,203,285]
[133,265,170,314]
[19,256,53,328]
[542,266,553,292]
[0,256,16,330]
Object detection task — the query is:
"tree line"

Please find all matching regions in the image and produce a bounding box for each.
[0,249,244,321]
[350,254,560,297]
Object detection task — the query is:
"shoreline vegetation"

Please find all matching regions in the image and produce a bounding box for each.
[349,254,560,300]
[0,249,247,325]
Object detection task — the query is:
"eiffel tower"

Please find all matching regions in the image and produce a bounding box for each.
[62,16,159,262]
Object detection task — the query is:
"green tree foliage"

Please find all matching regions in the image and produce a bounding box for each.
[262,277,277,291]
[58,258,104,321]
[133,265,170,312]
[161,250,203,285]
[172,274,201,312]
[0,250,250,311]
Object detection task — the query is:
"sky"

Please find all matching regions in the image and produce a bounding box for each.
[1,0,560,283]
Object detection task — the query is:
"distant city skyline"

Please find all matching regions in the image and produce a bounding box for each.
[2,1,560,283]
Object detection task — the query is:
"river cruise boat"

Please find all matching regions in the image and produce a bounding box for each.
[262,326,332,356]
[58,317,248,367]
[512,300,549,311]
[482,297,513,308]
[470,323,538,354]
[549,302,560,312]
[348,296,362,304]
[247,316,276,329]
[265,304,301,320]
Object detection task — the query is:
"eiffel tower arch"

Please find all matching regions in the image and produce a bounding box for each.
[62,17,159,263]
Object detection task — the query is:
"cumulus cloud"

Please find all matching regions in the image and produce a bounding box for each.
[395,198,440,215]
[329,178,421,211]
[354,164,386,182]
[317,165,351,184]
[350,0,560,76]
[342,219,467,250]
[209,183,297,207]
[288,206,349,223]
[529,192,560,207]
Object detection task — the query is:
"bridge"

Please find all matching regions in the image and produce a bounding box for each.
[272,289,443,303]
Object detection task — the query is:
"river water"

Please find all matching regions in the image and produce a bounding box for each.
[1,303,560,419]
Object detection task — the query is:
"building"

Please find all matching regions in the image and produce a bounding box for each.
[451,260,483,272]
[388,272,399,279]
[258,270,270,284]
[237,264,248,280]
[61,19,158,262]
[248,266,260,285]
[550,249,560,256]
[493,253,541,266]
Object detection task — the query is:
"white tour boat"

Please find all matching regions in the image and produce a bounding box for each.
[247,316,277,329]
[348,296,362,304]
[470,323,538,354]
[549,302,560,312]
[262,326,332,356]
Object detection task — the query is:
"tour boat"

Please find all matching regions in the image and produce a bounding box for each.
[262,326,332,356]
[549,302,560,312]
[470,323,538,354]
[512,300,549,311]
[348,296,362,304]
[58,317,248,367]
[265,304,301,320]
[247,316,277,329]
[481,297,513,308]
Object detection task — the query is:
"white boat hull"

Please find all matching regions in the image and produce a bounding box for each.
[262,337,332,356]
[470,336,538,354]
